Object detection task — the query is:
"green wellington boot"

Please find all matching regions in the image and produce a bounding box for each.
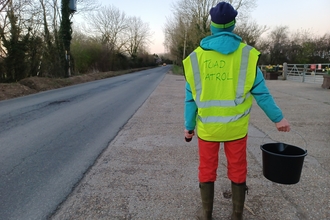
[197,182,214,220]
[231,181,248,220]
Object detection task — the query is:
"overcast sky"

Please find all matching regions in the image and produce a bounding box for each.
[80,0,330,54]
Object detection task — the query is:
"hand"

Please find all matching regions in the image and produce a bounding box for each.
[275,118,290,132]
[184,129,195,142]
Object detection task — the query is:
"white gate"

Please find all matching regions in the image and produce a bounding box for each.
[285,63,329,84]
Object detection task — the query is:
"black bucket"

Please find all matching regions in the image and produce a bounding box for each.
[260,142,307,184]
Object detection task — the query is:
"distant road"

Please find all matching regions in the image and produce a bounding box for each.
[0,66,169,220]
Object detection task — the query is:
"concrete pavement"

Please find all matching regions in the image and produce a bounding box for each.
[50,72,330,220]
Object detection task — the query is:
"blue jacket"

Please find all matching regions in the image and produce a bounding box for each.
[184,32,283,131]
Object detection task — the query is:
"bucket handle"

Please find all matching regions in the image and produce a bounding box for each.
[261,129,308,150]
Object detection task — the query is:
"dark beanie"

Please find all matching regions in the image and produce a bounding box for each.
[210,2,238,28]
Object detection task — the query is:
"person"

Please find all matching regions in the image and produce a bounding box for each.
[183,2,290,220]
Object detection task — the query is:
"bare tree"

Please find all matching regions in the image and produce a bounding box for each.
[0,0,158,80]
[257,27,330,64]
[86,5,128,52]
[75,0,99,14]
[235,19,268,47]
[0,0,10,12]
[125,16,152,59]
[317,33,330,62]
[0,0,41,81]
[227,0,257,20]
[164,14,187,63]
[268,26,290,64]
[172,0,217,54]
[164,0,258,64]
[256,26,290,64]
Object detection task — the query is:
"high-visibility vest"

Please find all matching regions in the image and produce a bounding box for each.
[183,43,260,141]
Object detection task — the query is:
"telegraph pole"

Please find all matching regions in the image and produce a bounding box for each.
[60,0,76,77]
[183,28,187,60]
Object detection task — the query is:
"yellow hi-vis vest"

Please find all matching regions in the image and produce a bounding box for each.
[183,43,260,142]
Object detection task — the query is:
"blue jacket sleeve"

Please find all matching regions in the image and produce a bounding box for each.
[184,82,197,130]
[251,68,284,123]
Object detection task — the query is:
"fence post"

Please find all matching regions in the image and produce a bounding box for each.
[283,62,288,80]
[302,64,308,82]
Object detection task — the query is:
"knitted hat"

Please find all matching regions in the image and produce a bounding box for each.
[210,2,238,29]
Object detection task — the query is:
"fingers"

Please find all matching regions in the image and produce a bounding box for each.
[277,125,290,132]
[276,118,291,132]
[277,126,285,132]
[184,129,195,138]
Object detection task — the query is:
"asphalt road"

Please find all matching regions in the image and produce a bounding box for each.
[0,66,169,220]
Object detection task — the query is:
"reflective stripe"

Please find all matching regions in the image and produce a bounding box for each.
[198,107,251,123]
[190,45,253,108]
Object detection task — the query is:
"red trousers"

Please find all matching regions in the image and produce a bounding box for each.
[198,135,248,184]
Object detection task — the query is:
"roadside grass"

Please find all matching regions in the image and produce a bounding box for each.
[1,65,184,101]
[171,65,184,75]
[0,67,150,101]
